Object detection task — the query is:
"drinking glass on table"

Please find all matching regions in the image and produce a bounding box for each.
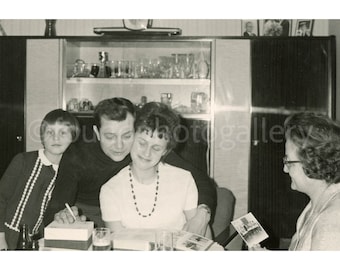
[92,227,111,251]
[155,230,174,251]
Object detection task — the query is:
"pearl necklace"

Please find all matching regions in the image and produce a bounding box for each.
[128,165,159,218]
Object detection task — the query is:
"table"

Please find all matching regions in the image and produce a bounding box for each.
[39,229,223,251]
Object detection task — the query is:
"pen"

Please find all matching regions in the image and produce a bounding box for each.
[65,203,77,222]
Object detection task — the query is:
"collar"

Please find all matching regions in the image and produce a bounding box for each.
[311,182,340,214]
[38,149,59,172]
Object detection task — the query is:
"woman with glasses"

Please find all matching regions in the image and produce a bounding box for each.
[252,112,340,251]
[283,112,340,250]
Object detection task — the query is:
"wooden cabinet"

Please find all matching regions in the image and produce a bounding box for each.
[0,37,26,177]
[249,37,335,249]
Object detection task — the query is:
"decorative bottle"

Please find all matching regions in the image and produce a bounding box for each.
[16,224,32,250]
[97,51,110,78]
[44,19,57,37]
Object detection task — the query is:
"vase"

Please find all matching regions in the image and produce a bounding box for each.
[44,19,57,37]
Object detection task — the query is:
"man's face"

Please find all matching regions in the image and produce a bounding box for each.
[93,113,135,162]
[246,22,253,32]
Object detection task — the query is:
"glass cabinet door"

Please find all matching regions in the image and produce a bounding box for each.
[62,39,212,121]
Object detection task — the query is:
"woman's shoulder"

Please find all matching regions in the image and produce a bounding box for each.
[101,166,129,190]
[318,191,340,223]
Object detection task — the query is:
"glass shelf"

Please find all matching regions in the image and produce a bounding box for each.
[66,78,210,86]
[70,111,210,121]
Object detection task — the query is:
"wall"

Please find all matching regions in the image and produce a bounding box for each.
[0,19,329,37]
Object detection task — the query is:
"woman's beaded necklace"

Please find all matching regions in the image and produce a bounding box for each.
[128,164,159,218]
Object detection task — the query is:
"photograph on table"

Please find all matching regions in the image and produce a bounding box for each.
[295,19,314,36]
[259,19,292,36]
[231,212,268,248]
[241,20,259,37]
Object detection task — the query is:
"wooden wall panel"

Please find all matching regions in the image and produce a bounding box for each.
[213,40,251,220]
[26,39,62,151]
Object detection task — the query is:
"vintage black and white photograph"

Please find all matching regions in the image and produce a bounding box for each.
[259,19,292,36]
[1,11,340,270]
[241,20,259,36]
[295,19,314,36]
[231,212,269,248]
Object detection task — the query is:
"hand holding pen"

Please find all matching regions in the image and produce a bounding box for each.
[54,203,87,224]
[65,203,78,223]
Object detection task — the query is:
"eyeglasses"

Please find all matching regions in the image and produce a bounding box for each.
[282,155,301,167]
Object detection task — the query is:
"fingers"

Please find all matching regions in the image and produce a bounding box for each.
[71,206,80,217]
[54,207,78,224]
[79,215,87,222]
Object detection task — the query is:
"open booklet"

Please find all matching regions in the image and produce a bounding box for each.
[174,230,214,251]
[231,212,269,248]
[112,228,214,251]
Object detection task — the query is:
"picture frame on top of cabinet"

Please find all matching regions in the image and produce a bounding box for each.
[295,19,314,36]
[241,20,259,37]
[259,19,292,36]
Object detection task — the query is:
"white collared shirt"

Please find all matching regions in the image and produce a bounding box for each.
[38,149,59,172]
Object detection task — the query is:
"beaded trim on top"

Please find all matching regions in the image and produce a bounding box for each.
[128,164,159,218]
[5,152,57,234]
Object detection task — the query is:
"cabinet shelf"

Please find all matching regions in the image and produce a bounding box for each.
[66,78,210,86]
[70,111,210,121]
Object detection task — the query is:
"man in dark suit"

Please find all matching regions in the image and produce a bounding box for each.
[243,21,257,37]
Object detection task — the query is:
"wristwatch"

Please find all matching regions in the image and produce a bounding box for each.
[198,204,211,215]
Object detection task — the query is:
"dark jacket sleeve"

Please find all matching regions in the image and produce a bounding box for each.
[44,144,82,225]
[164,151,217,214]
[0,153,25,232]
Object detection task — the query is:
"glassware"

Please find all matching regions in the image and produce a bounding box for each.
[191,92,208,113]
[184,53,194,78]
[161,93,173,107]
[171,54,180,78]
[90,64,99,77]
[92,227,111,251]
[155,230,174,251]
[197,52,209,79]
[16,224,32,250]
[97,52,110,78]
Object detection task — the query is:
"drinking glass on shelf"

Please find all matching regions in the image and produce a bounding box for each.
[161,93,173,108]
[92,227,111,251]
[116,60,123,78]
[126,61,134,78]
[109,60,117,78]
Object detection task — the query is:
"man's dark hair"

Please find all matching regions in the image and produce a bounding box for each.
[94,97,136,129]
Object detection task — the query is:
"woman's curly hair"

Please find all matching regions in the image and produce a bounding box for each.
[134,102,180,153]
[284,112,340,184]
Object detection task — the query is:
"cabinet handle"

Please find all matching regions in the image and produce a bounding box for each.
[16,136,23,142]
[252,140,259,146]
